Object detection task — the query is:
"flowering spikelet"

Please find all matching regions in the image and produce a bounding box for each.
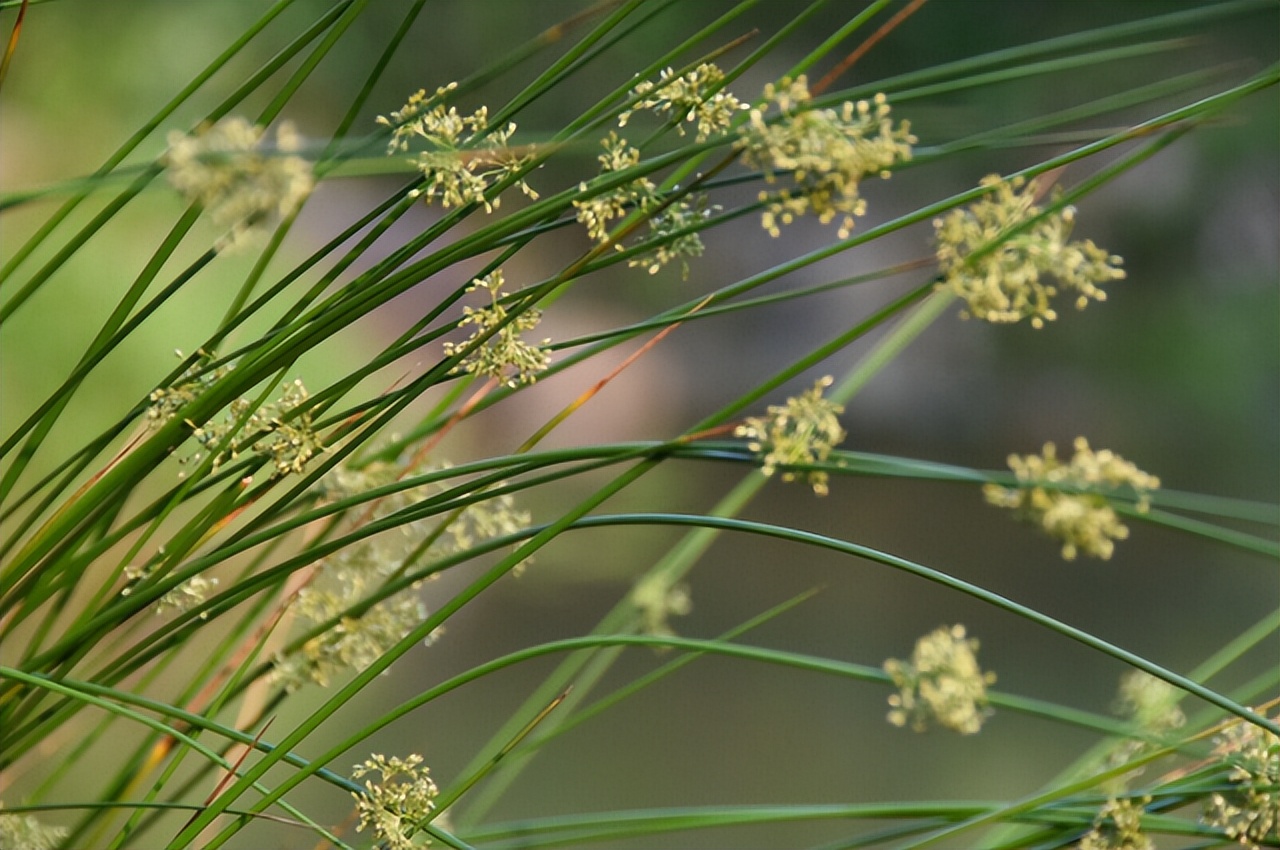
[235,380,323,476]
[628,195,715,278]
[352,754,440,850]
[1113,670,1186,735]
[441,270,551,387]
[123,563,220,619]
[1078,797,1155,850]
[631,574,693,639]
[272,459,532,691]
[165,117,313,250]
[618,62,745,142]
[737,77,914,239]
[377,83,537,212]
[884,624,996,735]
[0,804,67,850]
[984,437,1160,561]
[148,363,321,478]
[146,355,234,429]
[572,132,714,276]
[1201,712,1280,849]
[1099,671,1188,790]
[935,175,1126,328]
[573,132,658,247]
[734,376,845,496]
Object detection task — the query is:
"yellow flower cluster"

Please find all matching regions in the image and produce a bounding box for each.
[737,78,914,238]
[165,117,313,250]
[0,804,67,850]
[378,83,537,212]
[572,132,657,247]
[233,379,323,476]
[352,754,440,850]
[1078,797,1154,850]
[146,570,220,619]
[935,175,1126,328]
[618,62,745,142]
[273,458,531,691]
[984,437,1160,561]
[631,574,692,639]
[145,355,233,428]
[572,132,714,277]
[1113,669,1185,734]
[734,376,846,496]
[884,624,996,735]
[1201,712,1280,849]
[148,363,322,479]
[441,270,551,387]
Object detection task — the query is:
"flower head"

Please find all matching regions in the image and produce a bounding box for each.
[0,804,67,850]
[573,132,659,247]
[619,63,745,142]
[378,83,536,212]
[1078,797,1154,850]
[984,437,1160,561]
[165,117,313,250]
[884,624,997,735]
[441,270,551,387]
[734,376,845,496]
[628,195,715,278]
[151,571,219,619]
[1113,670,1186,734]
[273,458,532,691]
[352,754,440,850]
[885,622,993,732]
[935,175,1125,328]
[631,575,692,639]
[738,78,914,238]
[149,365,322,478]
[1201,712,1280,849]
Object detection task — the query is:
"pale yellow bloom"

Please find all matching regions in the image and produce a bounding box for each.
[573,132,658,247]
[352,754,440,850]
[1078,797,1154,850]
[884,624,996,734]
[122,564,219,619]
[378,83,537,212]
[165,117,313,250]
[936,175,1125,328]
[1113,670,1186,734]
[0,804,67,850]
[735,376,846,496]
[273,458,532,691]
[984,437,1159,561]
[631,575,692,638]
[619,62,745,142]
[1201,712,1280,849]
[441,270,551,387]
[738,78,914,239]
[627,196,714,278]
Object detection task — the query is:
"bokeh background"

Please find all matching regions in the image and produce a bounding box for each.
[1,2,1277,847]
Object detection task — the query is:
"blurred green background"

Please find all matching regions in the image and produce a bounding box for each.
[1,2,1276,847]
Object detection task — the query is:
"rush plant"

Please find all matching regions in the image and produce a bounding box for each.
[1,2,1276,848]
